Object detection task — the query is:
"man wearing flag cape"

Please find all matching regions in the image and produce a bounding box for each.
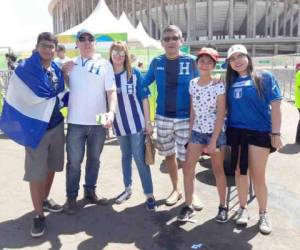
[0,32,66,237]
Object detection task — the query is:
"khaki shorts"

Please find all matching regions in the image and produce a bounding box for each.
[24,121,65,182]
[155,115,190,161]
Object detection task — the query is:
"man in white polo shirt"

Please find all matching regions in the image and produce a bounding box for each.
[62,29,117,214]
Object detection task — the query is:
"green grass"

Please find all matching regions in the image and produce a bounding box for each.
[0,54,7,70]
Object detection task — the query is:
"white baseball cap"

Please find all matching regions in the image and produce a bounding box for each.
[227,44,248,59]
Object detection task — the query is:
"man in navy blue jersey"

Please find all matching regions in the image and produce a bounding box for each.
[144,25,202,209]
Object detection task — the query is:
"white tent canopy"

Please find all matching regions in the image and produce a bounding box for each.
[118,12,143,46]
[58,0,162,49]
[59,0,122,35]
[136,22,162,49]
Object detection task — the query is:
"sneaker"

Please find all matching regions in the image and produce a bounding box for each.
[84,190,109,205]
[64,197,78,215]
[114,190,132,205]
[165,190,182,206]
[192,195,204,211]
[259,212,272,234]
[215,206,228,223]
[236,207,249,225]
[43,199,63,213]
[30,216,45,238]
[146,197,156,211]
[177,206,196,222]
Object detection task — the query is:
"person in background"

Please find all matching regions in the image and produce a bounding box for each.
[109,42,156,211]
[294,63,300,144]
[62,29,117,215]
[137,61,144,70]
[54,44,70,69]
[225,44,282,235]
[178,47,228,223]
[0,32,65,237]
[143,25,202,210]
[5,53,17,70]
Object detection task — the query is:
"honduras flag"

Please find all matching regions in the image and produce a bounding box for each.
[0,52,65,149]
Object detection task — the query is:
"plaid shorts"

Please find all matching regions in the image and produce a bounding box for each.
[155,115,190,161]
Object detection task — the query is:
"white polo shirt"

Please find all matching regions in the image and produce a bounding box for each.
[67,55,116,125]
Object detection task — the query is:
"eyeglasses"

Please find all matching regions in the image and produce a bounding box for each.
[39,43,56,50]
[78,36,95,42]
[228,53,246,63]
[111,50,126,57]
[162,36,180,42]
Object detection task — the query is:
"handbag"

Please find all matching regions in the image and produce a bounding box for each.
[145,134,155,165]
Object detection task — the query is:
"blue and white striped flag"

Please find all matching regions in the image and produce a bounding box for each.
[0,52,65,148]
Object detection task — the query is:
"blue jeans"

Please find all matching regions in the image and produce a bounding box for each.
[66,124,106,198]
[117,131,153,195]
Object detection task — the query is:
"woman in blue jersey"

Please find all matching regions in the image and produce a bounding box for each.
[109,42,156,211]
[226,44,283,234]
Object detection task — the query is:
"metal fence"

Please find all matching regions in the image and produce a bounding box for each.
[0,54,299,108]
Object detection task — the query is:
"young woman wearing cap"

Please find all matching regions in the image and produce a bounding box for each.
[178,47,228,223]
[108,42,156,211]
[226,44,283,234]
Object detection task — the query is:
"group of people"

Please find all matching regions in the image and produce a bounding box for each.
[0,24,283,238]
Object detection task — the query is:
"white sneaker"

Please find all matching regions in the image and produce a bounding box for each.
[236,207,249,225]
[259,212,272,234]
[114,190,132,204]
[192,195,204,211]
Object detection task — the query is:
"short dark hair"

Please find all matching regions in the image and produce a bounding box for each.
[162,25,182,38]
[37,32,58,47]
[56,44,66,52]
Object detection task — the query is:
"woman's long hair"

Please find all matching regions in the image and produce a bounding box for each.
[225,54,263,97]
[109,41,132,81]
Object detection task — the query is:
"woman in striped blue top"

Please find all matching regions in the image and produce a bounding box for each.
[109,42,156,211]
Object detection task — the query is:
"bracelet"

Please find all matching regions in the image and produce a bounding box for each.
[146,121,152,125]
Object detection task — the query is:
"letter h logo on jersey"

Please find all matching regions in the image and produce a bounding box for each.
[179,62,190,75]
[89,63,101,75]
[234,88,243,99]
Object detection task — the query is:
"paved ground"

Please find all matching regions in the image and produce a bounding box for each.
[0,101,300,250]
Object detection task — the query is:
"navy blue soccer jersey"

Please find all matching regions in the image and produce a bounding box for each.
[143,54,198,118]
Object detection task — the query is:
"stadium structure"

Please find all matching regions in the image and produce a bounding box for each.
[49,0,300,56]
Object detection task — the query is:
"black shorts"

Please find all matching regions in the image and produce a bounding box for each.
[226,127,276,153]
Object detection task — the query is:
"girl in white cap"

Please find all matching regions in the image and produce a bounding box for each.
[178,47,228,223]
[226,44,283,234]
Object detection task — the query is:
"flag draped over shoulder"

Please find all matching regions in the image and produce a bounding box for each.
[0,52,65,149]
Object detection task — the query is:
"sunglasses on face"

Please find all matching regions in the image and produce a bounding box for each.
[162,36,180,42]
[111,50,126,57]
[78,36,95,42]
[228,53,246,63]
[39,43,56,50]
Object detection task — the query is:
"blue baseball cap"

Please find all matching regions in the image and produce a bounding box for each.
[76,29,94,40]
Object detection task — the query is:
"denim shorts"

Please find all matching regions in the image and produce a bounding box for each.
[190,130,227,148]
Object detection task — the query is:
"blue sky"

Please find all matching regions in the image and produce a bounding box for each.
[0,0,52,50]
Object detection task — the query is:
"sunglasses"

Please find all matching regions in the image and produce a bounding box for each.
[111,50,126,57]
[39,43,56,50]
[78,36,95,42]
[162,36,180,42]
